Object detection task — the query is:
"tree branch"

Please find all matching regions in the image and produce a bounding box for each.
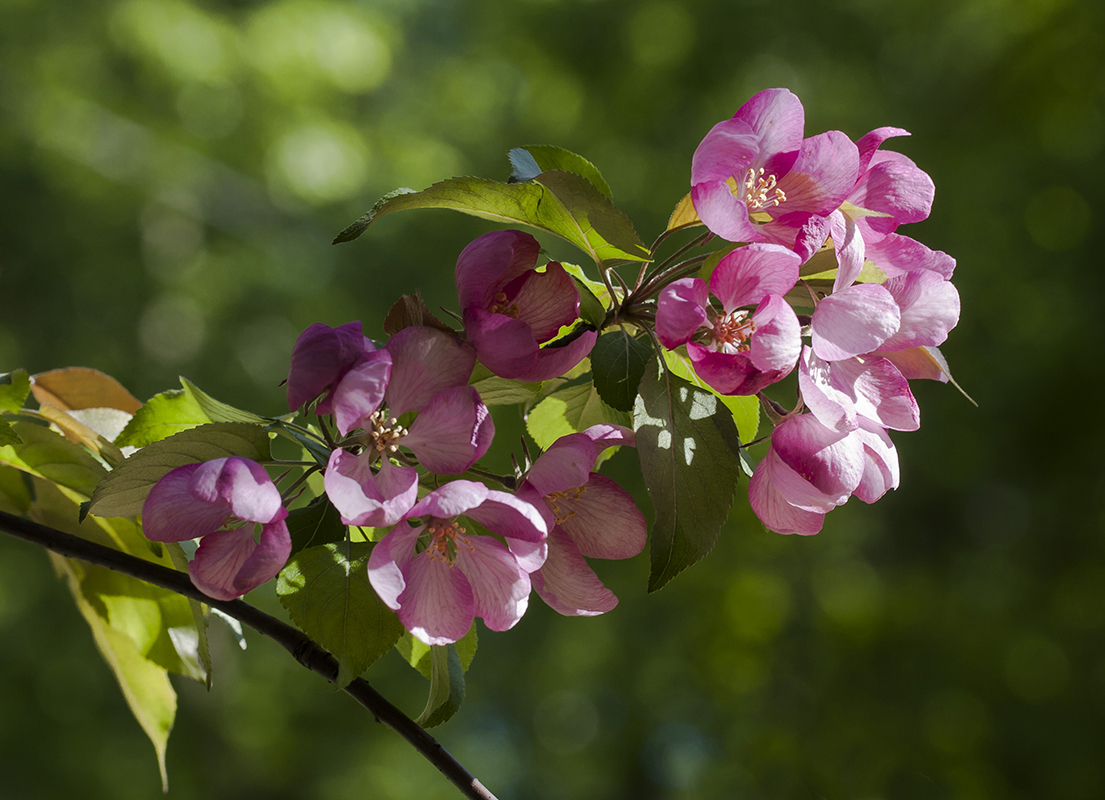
[0,509,498,800]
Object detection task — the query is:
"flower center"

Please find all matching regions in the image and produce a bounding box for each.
[545,486,587,525]
[424,518,472,565]
[711,310,756,354]
[735,167,786,212]
[488,292,521,318]
[367,409,407,454]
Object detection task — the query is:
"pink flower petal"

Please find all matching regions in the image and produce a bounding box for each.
[532,528,618,616]
[748,451,825,535]
[399,548,476,646]
[286,321,367,412]
[385,327,475,416]
[508,263,582,344]
[367,523,422,610]
[879,270,960,352]
[403,386,494,474]
[466,489,548,544]
[853,420,900,504]
[811,283,900,361]
[865,234,956,279]
[656,278,709,350]
[771,414,865,508]
[188,526,257,601]
[230,519,292,597]
[687,343,773,396]
[525,433,598,497]
[581,424,635,450]
[775,130,859,216]
[324,450,418,527]
[455,230,541,312]
[464,308,541,379]
[690,180,759,243]
[710,244,801,311]
[518,328,597,383]
[748,294,802,375]
[143,463,230,542]
[830,209,865,293]
[409,480,489,520]
[690,117,761,185]
[855,127,910,173]
[455,536,530,632]
[555,474,647,560]
[210,457,285,524]
[732,88,806,160]
[331,350,393,435]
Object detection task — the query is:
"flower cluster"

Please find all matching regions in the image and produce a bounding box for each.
[659,87,960,534]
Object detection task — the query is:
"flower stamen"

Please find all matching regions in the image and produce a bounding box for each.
[488,291,521,318]
[738,167,787,211]
[425,518,469,566]
[546,486,587,525]
[368,409,407,453]
[712,311,757,354]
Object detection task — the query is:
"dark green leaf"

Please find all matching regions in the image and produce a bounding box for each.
[633,358,743,592]
[0,416,21,447]
[333,172,649,268]
[508,145,613,199]
[590,330,653,412]
[286,495,348,555]
[416,644,465,728]
[662,349,759,443]
[0,369,31,413]
[277,542,404,689]
[89,422,272,518]
[574,277,607,328]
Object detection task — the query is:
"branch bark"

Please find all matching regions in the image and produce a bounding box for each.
[0,509,498,800]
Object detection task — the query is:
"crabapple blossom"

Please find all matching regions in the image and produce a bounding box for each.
[142,457,290,601]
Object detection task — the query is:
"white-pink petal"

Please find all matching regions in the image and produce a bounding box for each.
[455,536,531,632]
[532,528,618,616]
[811,283,900,361]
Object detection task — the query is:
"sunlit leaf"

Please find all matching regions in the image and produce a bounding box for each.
[37,404,126,467]
[662,349,759,443]
[633,358,743,591]
[394,624,477,679]
[526,375,629,450]
[508,145,613,199]
[277,542,404,689]
[180,378,267,426]
[666,192,703,232]
[468,364,543,406]
[116,388,209,448]
[0,420,107,497]
[89,422,272,518]
[0,369,31,413]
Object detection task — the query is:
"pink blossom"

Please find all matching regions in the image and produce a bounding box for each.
[517,424,646,616]
[457,230,597,381]
[286,321,378,414]
[656,243,802,395]
[142,457,290,601]
[367,480,548,645]
[691,89,859,259]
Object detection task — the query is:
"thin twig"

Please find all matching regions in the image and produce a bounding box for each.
[0,510,498,800]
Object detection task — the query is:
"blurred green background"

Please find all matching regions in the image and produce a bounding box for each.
[2,0,1103,797]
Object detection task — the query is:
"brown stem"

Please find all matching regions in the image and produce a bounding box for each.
[0,510,499,800]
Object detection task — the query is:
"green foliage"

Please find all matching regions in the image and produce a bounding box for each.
[0,370,31,413]
[526,374,629,449]
[415,645,465,728]
[89,422,272,518]
[633,358,743,591]
[0,417,21,447]
[394,624,478,679]
[117,379,266,448]
[508,145,614,199]
[277,542,404,689]
[285,495,349,555]
[334,170,650,268]
[590,329,653,412]
[662,349,759,444]
[0,420,107,497]
[469,364,544,406]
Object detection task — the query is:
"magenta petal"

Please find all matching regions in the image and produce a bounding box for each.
[832,356,920,432]
[403,386,494,474]
[331,350,393,435]
[733,88,805,159]
[455,230,541,312]
[286,321,366,411]
[367,523,422,610]
[582,424,635,450]
[143,463,230,542]
[771,414,865,507]
[188,527,258,600]
[206,457,285,524]
[518,328,597,383]
[656,278,709,349]
[465,308,541,379]
[748,451,825,535]
[455,536,530,632]
[830,209,865,293]
[690,117,760,184]
[324,450,418,527]
[690,181,759,242]
[748,294,802,374]
[509,263,582,344]
[760,211,831,263]
[410,480,489,520]
[556,474,647,560]
[399,549,475,646]
[687,343,767,396]
[811,283,900,361]
[710,244,801,310]
[865,234,956,279]
[855,158,934,231]
[385,327,475,416]
[879,270,960,352]
[532,528,618,616]
[525,433,598,496]
[466,489,548,544]
[775,130,860,215]
[230,519,292,596]
[856,127,910,173]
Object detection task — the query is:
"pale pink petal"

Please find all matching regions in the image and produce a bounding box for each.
[188,527,259,601]
[331,351,393,435]
[759,211,831,262]
[211,457,285,524]
[833,357,920,432]
[656,278,709,349]
[856,127,910,173]
[581,424,635,450]
[853,420,900,504]
[456,229,541,312]
[830,209,865,292]
[853,158,934,233]
[879,270,960,352]
[690,117,760,184]
[508,263,581,344]
[771,413,865,507]
[525,433,598,497]
[410,480,489,520]
[466,489,548,544]
[732,88,805,160]
[798,348,857,433]
[555,474,647,560]
[507,536,549,574]
[455,536,530,632]
[367,523,422,610]
[403,386,494,474]
[399,549,475,646]
[142,463,230,542]
[811,283,900,361]
[532,528,618,616]
[748,452,825,535]
[710,243,802,311]
[385,327,475,416]
[286,321,367,412]
[324,450,418,527]
[865,234,956,279]
[690,181,759,243]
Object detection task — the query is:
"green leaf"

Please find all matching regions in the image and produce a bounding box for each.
[590,330,653,412]
[416,644,465,728]
[0,369,31,412]
[574,277,607,328]
[180,378,267,426]
[468,364,543,406]
[277,542,404,689]
[0,420,107,497]
[526,375,629,450]
[508,145,613,199]
[285,495,348,555]
[666,192,703,233]
[633,358,743,592]
[0,465,33,514]
[115,388,210,448]
[394,624,477,679]
[334,172,650,268]
[0,416,21,447]
[662,349,759,443]
[88,422,272,518]
[164,542,212,690]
